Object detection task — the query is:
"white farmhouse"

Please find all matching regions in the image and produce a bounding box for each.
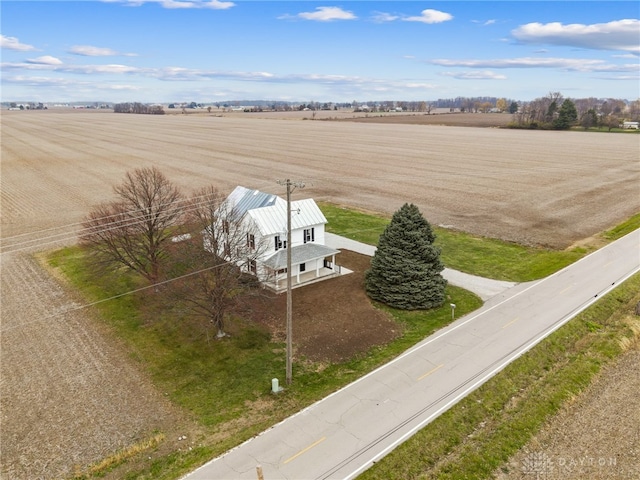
[210,186,341,291]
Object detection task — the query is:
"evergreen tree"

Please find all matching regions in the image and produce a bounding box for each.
[553,99,578,130]
[365,203,447,310]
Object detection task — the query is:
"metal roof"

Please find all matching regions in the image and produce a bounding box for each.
[247,198,327,236]
[226,186,281,220]
[262,243,340,270]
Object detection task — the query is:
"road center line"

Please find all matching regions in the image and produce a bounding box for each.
[418,364,444,381]
[283,436,326,465]
[502,318,519,329]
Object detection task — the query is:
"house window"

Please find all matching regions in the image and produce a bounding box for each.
[299,263,306,272]
[222,220,229,235]
[275,235,287,251]
[224,242,231,258]
[248,260,257,274]
[277,268,287,275]
[303,227,315,244]
[247,233,255,250]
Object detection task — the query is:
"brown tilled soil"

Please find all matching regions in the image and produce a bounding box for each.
[340,111,515,128]
[266,250,399,363]
[1,110,638,479]
[0,252,201,480]
[2,110,638,248]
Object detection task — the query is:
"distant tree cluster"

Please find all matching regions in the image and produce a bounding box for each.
[431,96,518,113]
[512,92,638,131]
[114,102,164,114]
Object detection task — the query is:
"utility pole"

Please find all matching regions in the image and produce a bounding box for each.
[276,179,305,385]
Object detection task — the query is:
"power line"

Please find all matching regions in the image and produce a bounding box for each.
[1,180,283,254]
[0,254,236,334]
[1,193,243,255]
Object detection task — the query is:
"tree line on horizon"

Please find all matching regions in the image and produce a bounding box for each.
[109,92,639,130]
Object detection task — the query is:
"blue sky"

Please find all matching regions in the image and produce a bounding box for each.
[1,1,638,103]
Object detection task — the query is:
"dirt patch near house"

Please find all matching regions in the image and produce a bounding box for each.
[261,250,399,363]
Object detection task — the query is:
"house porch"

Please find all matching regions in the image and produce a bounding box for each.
[266,265,347,293]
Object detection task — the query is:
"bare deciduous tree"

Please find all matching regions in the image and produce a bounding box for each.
[79,166,183,284]
[166,186,268,339]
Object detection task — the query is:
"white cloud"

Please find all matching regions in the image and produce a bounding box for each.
[430,56,638,73]
[2,75,142,94]
[2,75,76,86]
[371,11,400,23]
[107,84,141,90]
[600,74,640,81]
[371,8,453,24]
[512,19,640,54]
[404,9,453,24]
[2,62,143,75]
[161,0,234,9]
[1,35,36,51]
[403,82,437,89]
[26,56,63,65]
[106,0,234,9]
[440,70,507,80]
[292,6,357,21]
[473,19,496,26]
[69,45,120,56]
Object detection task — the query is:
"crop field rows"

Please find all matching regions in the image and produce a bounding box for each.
[2,110,638,247]
[0,253,183,479]
[1,110,638,479]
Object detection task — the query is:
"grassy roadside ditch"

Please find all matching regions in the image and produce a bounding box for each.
[47,206,638,479]
[359,272,640,479]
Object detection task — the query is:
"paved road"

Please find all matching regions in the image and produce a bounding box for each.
[183,229,640,480]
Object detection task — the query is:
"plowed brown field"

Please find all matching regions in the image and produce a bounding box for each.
[2,109,638,248]
[1,109,638,479]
